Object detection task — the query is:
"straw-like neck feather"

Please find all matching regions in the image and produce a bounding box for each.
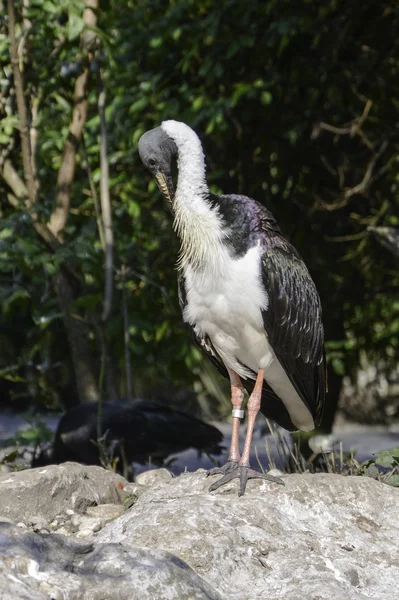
[161,120,227,272]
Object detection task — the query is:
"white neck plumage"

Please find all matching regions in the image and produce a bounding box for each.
[161,120,227,272]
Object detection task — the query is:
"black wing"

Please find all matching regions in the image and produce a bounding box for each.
[178,270,305,431]
[260,237,326,426]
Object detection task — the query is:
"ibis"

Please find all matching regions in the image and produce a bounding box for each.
[138,120,326,496]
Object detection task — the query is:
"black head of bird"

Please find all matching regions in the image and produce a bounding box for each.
[138,126,178,210]
[138,120,326,496]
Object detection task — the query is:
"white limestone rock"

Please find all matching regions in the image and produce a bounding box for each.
[98,470,399,600]
[0,462,127,524]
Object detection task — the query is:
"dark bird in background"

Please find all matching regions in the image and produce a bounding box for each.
[34,400,223,473]
[138,120,327,496]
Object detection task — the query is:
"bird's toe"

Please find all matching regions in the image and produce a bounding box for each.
[209,465,284,496]
[206,459,239,478]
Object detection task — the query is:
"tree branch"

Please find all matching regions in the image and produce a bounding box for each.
[7,0,37,205]
[29,92,41,187]
[47,0,98,238]
[343,141,388,199]
[312,99,373,147]
[119,265,133,399]
[368,226,399,259]
[82,137,106,250]
[97,66,114,321]
[1,159,82,285]
[317,141,389,212]
[2,159,60,250]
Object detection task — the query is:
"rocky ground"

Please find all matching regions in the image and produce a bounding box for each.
[1,462,398,599]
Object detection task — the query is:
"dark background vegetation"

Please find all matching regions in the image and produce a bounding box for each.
[0,0,398,432]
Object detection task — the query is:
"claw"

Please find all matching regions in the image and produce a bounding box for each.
[209,465,284,496]
[207,459,239,478]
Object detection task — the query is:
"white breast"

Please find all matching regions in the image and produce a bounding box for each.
[183,244,271,378]
[182,243,314,431]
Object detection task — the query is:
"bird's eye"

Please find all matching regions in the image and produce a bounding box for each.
[148,158,156,167]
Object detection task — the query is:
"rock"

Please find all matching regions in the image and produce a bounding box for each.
[76,527,98,538]
[0,515,15,524]
[121,481,146,507]
[58,513,105,538]
[266,468,283,477]
[85,503,126,520]
[0,463,127,524]
[30,516,48,532]
[2,463,399,599]
[98,470,399,600]
[135,467,173,487]
[0,521,223,600]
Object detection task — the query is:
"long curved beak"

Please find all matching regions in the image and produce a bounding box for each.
[155,171,175,208]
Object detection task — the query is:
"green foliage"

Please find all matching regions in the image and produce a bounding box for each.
[0,0,398,416]
[0,414,53,469]
[265,425,399,487]
[372,447,399,469]
[352,448,399,487]
[100,0,399,383]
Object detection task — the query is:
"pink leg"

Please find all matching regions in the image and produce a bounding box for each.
[239,368,264,466]
[209,368,284,496]
[228,369,245,462]
[207,369,244,477]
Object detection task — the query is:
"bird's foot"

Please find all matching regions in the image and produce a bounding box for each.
[208,465,284,497]
[206,459,239,478]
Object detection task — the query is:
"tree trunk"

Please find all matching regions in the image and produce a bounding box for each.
[56,269,99,404]
[320,313,346,434]
[320,365,343,434]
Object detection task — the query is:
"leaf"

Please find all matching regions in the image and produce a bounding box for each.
[129,97,149,114]
[192,96,206,111]
[127,200,141,220]
[155,320,169,342]
[2,289,31,312]
[172,27,182,41]
[32,312,64,328]
[150,37,163,49]
[361,464,379,478]
[331,357,345,376]
[1,450,18,463]
[373,448,399,468]
[42,1,58,14]
[0,228,13,240]
[260,91,272,105]
[230,83,252,107]
[18,429,40,442]
[68,11,84,41]
[386,475,399,487]
[0,374,25,383]
[50,93,72,112]
[73,294,103,310]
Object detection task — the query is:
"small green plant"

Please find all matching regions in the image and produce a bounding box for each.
[260,422,399,487]
[357,447,399,487]
[0,413,53,470]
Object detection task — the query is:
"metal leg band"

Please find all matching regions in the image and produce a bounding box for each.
[232,408,244,419]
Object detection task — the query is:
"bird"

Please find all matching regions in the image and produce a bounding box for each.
[33,399,223,474]
[138,120,326,496]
